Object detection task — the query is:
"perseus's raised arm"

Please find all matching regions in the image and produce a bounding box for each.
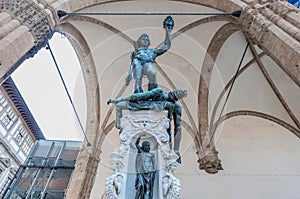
[135,135,142,153]
[156,16,174,56]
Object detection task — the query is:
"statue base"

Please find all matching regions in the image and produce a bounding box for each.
[104,110,181,199]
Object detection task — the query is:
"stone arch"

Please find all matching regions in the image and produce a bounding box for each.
[55,22,100,149]
[172,0,246,13]
[51,0,245,15]
[213,110,300,139]
[54,22,101,198]
[211,114,300,199]
[198,22,240,144]
[62,15,133,43]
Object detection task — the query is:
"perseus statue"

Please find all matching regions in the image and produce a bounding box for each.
[125,16,174,93]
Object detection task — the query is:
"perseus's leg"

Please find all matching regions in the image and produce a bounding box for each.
[144,63,157,91]
[132,59,143,93]
[173,102,182,163]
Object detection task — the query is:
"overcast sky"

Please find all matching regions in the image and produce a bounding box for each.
[12,33,85,141]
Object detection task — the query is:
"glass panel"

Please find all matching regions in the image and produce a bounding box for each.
[28,141,53,166]
[6,140,82,199]
[31,141,52,158]
[59,142,80,167]
[10,168,39,198]
[48,169,72,190]
[47,142,63,167]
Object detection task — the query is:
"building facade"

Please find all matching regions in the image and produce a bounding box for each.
[0,0,299,199]
[0,77,44,198]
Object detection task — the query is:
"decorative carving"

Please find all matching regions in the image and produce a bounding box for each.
[162,173,181,199]
[270,1,298,16]
[109,113,173,172]
[120,115,170,132]
[109,149,127,172]
[240,6,272,44]
[198,149,223,174]
[161,152,181,199]
[120,114,170,148]
[105,111,181,199]
[0,0,55,56]
[240,0,299,45]
[165,153,178,171]
[105,173,124,199]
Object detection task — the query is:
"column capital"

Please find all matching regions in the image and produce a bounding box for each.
[0,0,58,56]
[239,0,300,86]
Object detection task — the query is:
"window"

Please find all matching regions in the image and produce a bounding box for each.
[0,177,12,198]
[13,125,34,155]
[23,142,29,154]
[2,116,10,126]
[14,125,26,145]
[22,134,34,155]
[0,107,17,129]
[0,93,8,112]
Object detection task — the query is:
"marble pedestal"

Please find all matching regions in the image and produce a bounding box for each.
[104,110,181,199]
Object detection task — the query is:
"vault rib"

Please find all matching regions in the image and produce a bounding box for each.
[209,52,266,134]
[248,42,300,130]
[212,110,300,139]
[198,23,239,146]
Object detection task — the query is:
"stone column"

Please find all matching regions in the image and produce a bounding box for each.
[240,0,300,86]
[0,0,57,81]
[65,145,100,199]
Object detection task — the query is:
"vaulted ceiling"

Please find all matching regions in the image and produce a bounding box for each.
[1,0,299,198]
[52,1,300,197]
[56,0,300,152]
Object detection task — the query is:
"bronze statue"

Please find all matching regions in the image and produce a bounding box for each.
[105,16,183,199]
[125,16,174,93]
[135,135,156,199]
